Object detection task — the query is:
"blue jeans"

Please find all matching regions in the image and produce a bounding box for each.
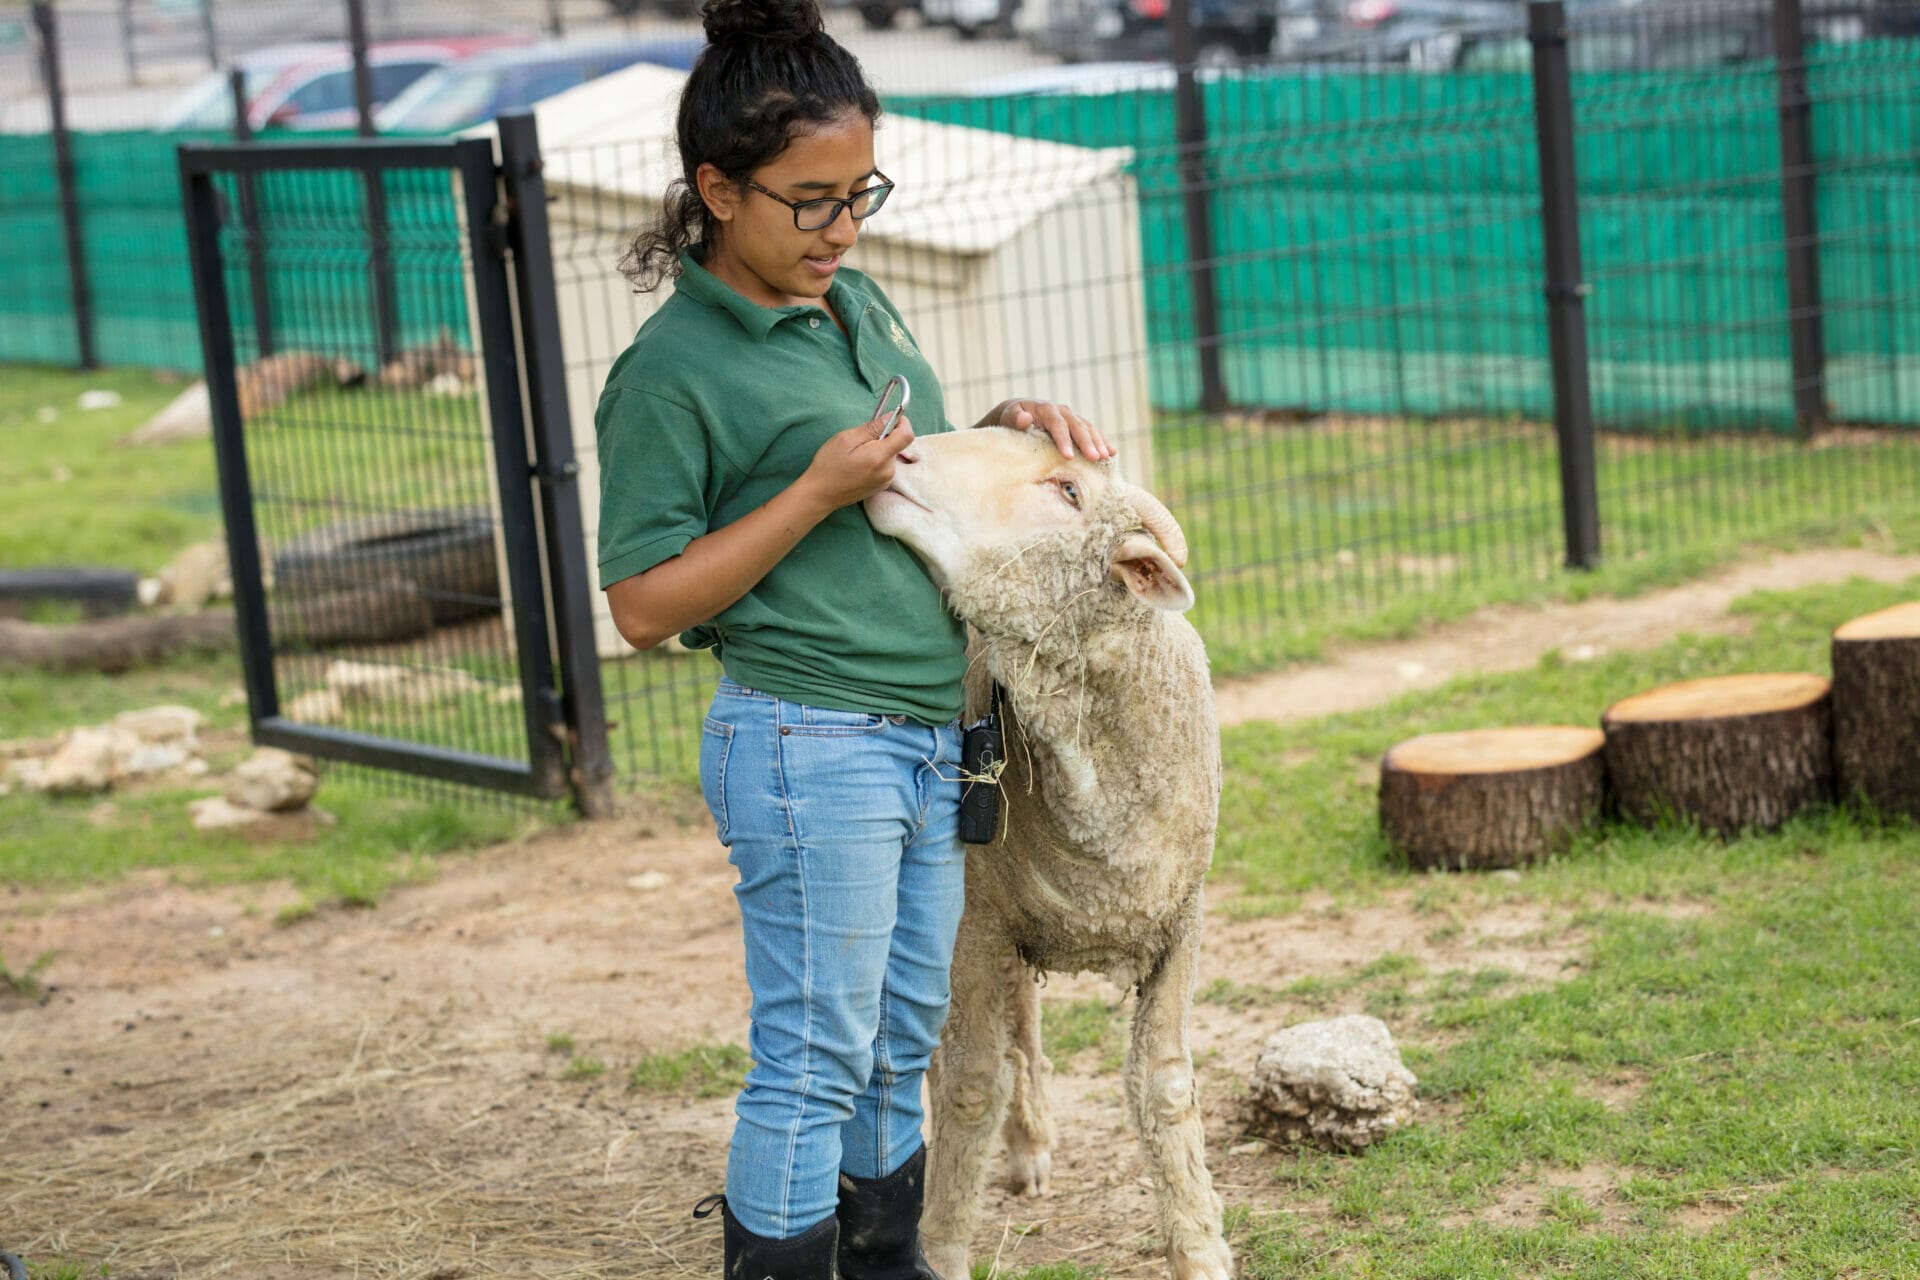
[700,677,966,1240]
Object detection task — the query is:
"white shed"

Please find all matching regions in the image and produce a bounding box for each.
[488,63,1154,657]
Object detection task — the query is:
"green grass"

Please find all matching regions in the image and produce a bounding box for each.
[0,647,245,742]
[1187,572,1920,1278]
[561,1055,607,1082]
[0,945,57,1001]
[1040,997,1129,1075]
[0,366,561,909]
[1157,412,1920,675]
[628,1043,754,1098]
[0,772,535,913]
[0,365,224,572]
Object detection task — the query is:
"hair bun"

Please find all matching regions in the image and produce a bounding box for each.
[702,0,825,45]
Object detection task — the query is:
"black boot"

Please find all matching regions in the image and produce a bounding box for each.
[694,1195,839,1280]
[834,1144,940,1280]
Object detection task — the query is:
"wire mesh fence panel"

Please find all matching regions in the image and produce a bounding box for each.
[182,142,571,798]
[1566,0,1920,575]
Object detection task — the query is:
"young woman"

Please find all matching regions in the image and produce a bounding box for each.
[596,0,1113,1275]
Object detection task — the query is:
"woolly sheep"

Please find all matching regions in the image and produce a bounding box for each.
[865,427,1232,1280]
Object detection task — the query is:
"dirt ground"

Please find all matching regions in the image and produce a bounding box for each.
[4,546,1918,1279]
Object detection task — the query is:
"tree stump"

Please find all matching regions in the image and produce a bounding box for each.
[1379,726,1607,871]
[1832,602,1920,819]
[1602,673,1832,836]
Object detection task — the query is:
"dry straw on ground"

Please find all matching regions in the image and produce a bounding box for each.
[5,1011,722,1279]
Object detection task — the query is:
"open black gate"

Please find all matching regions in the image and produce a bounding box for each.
[178,127,612,814]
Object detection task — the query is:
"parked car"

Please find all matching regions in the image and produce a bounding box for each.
[1035,0,1333,64]
[1402,0,1886,73]
[922,0,1017,39]
[156,35,531,134]
[375,35,705,133]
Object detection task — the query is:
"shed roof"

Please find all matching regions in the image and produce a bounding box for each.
[479,62,1134,257]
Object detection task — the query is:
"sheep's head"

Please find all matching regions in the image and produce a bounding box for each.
[865,428,1193,641]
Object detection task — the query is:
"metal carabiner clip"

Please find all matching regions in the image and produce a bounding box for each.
[873,373,911,440]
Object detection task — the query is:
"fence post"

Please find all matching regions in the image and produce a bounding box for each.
[1166,0,1227,413]
[347,0,398,365]
[119,0,139,84]
[1772,0,1826,436]
[1528,0,1599,570]
[544,0,564,38]
[229,68,275,359]
[32,1,94,370]
[497,112,616,819]
[200,0,219,70]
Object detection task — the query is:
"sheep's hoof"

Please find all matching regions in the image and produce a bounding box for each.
[1002,1146,1051,1196]
[1168,1234,1234,1280]
[924,1239,970,1280]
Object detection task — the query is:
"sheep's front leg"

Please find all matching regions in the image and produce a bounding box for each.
[924,908,1014,1280]
[1000,951,1057,1196]
[1125,917,1232,1280]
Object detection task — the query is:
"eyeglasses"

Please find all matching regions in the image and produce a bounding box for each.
[744,172,894,231]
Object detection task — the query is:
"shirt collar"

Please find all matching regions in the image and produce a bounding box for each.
[676,244,860,343]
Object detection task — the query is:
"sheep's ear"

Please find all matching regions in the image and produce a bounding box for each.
[1110,533,1194,613]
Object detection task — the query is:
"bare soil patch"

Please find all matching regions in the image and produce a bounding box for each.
[2,821,1595,1279]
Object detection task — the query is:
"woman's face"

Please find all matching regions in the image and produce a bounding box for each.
[699,111,880,311]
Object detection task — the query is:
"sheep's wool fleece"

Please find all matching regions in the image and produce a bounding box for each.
[1248,1015,1418,1151]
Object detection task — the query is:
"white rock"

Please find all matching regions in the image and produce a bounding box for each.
[1248,1015,1418,1152]
[121,380,210,446]
[78,388,123,411]
[626,871,669,892]
[155,540,230,608]
[114,705,203,745]
[326,659,484,706]
[190,796,272,831]
[286,688,345,724]
[121,744,188,775]
[137,577,163,607]
[38,726,140,795]
[224,748,319,812]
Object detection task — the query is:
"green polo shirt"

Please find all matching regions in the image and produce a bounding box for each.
[595,246,967,725]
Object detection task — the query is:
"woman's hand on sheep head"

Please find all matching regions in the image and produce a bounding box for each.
[981,398,1116,461]
[795,415,917,514]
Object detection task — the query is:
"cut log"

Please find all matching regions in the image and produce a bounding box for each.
[1379,726,1607,871]
[1832,602,1920,819]
[0,587,432,674]
[1602,673,1832,836]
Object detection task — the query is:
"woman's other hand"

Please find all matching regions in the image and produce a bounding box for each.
[981,398,1115,461]
[797,414,917,512]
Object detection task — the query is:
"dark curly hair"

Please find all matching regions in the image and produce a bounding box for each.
[619,0,882,292]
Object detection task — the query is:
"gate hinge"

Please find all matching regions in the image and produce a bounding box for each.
[530,457,581,485]
[483,219,512,260]
[538,686,568,740]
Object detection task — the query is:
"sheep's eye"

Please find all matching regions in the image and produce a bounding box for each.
[1058,480,1081,509]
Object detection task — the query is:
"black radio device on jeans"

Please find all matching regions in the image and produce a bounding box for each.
[959,684,1004,845]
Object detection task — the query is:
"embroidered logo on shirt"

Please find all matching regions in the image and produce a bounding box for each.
[886,314,919,358]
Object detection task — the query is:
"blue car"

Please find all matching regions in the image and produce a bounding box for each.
[375,35,705,134]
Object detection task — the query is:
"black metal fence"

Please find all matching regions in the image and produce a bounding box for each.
[14,0,1920,799]
[545,0,1920,786]
[176,130,614,811]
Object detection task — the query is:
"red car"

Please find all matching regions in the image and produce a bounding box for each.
[158,35,534,134]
